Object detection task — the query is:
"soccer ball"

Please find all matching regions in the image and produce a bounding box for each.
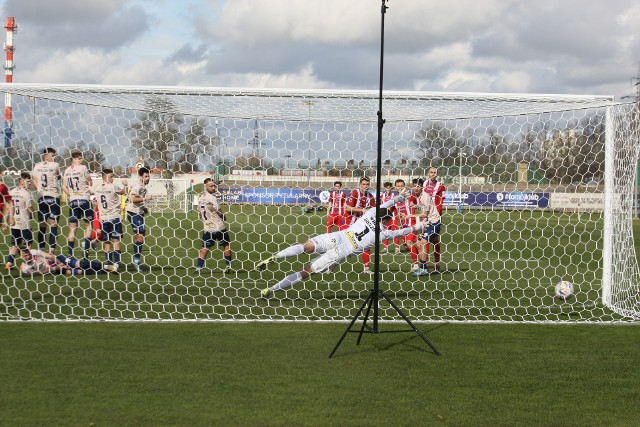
[555,281,574,300]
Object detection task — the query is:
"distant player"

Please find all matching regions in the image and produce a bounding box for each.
[5,172,34,270]
[94,169,127,271]
[326,181,347,233]
[32,147,62,252]
[421,167,446,273]
[256,189,428,299]
[343,177,376,274]
[125,167,152,271]
[394,178,420,271]
[0,177,10,232]
[195,178,233,272]
[379,181,399,253]
[19,247,115,275]
[62,151,94,259]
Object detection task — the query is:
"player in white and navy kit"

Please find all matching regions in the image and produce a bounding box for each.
[19,247,115,275]
[62,151,93,259]
[32,147,61,252]
[256,190,429,299]
[125,167,152,271]
[418,167,446,274]
[195,178,233,272]
[5,172,34,270]
[94,168,127,271]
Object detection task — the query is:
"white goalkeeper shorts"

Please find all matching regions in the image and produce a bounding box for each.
[309,233,351,273]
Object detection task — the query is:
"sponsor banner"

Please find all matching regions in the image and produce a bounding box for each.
[205,188,576,209]
[550,193,604,210]
[444,191,550,208]
[218,187,322,204]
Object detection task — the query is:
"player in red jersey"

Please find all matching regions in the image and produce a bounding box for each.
[378,181,399,253]
[0,178,10,232]
[343,177,376,273]
[326,181,347,233]
[421,167,445,272]
[395,178,422,271]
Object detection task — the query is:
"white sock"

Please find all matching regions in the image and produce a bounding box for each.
[277,244,304,258]
[271,272,303,292]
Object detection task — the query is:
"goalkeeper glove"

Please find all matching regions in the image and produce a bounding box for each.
[393,188,411,204]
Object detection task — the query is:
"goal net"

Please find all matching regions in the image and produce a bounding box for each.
[1,83,639,323]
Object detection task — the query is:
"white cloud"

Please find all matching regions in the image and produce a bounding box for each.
[1,0,639,99]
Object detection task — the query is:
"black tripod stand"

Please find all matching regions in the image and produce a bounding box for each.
[329,0,440,358]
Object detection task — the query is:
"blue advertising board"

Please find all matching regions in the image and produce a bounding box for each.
[218,187,322,204]
[213,187,549,208]
[444,191,549,208]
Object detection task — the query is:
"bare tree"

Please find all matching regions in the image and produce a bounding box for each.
[127,96,214,177]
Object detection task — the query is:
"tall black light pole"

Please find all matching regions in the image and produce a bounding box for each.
[329,0,440,358]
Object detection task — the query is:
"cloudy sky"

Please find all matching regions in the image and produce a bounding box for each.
[1,0,639,100]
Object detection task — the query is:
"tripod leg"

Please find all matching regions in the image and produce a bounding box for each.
[356,290,376,345]
[380,290,441,356]
[328,290,375,358]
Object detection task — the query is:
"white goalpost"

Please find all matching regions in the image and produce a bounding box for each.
[0,83,639,323]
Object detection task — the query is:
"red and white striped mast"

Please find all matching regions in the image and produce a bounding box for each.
[4,16,17,148]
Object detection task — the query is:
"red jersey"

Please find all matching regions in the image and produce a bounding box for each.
[423,179,445,214]
[0,183,10,221]
[328,190,347,215]
[345,188,376,226]
[395,194,417,227]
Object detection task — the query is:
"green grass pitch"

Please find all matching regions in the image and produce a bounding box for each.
[1,207,639,425]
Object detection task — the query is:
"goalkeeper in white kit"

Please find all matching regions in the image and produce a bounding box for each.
[256,190,429,298]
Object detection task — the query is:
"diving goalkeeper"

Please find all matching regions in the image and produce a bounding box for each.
[256,190,429,299]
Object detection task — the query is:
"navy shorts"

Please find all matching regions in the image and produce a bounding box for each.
[68,199,94,223]
[126,212,146,235]
[11,228,33,247]
[422,221,442,243]
[37,197,61,221]
[202,230,230,249]
[100,218,123,241]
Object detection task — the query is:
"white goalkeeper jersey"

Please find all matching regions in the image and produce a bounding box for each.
[333,199,414,254]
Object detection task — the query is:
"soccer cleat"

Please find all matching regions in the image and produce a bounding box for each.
[260,288,272,299]
[381,247,388,253]
[5,262,12,270]
[223,267,232,274]
[363,266,373,274]
[395,247,401,253]
[411,264,419,272]
[131,262,145,272]
[431,264,442,274]
[104,264,118,273]
[255,256,275,271]
[413,268,430,277]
